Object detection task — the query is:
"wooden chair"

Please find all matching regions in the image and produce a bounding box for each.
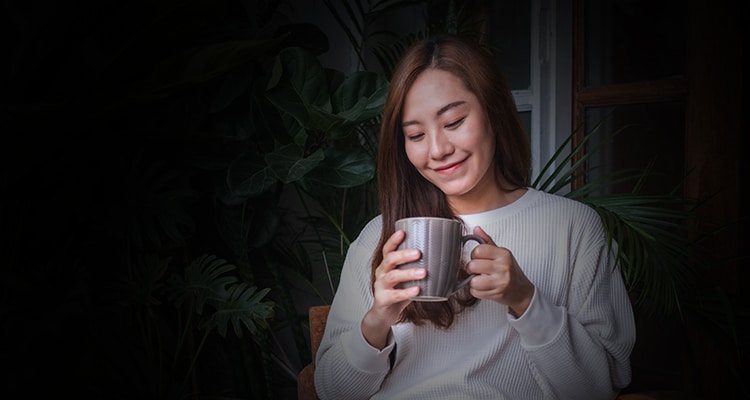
[296,305,678,400]
[298,305,330,400]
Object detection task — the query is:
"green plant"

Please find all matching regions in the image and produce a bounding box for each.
[532,121,700,316]
[533,119,741,395]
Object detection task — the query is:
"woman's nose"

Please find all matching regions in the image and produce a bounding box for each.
[429,131,454,159]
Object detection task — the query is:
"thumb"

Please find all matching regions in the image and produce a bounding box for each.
[472,226,496,246]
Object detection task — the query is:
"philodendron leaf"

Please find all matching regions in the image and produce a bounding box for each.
[277,111,309,147]
[331,71,388,122]
[266,47,337,131]
[203,283,274,338]
[265,143,325,183]
[165,254,238,315]
[302,147,375,189]
[227,151,278,198]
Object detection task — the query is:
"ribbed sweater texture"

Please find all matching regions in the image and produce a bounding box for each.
[314,188,635,400]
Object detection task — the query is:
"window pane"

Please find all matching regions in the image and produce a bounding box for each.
[488,2,530,90]
[585,0,686,86]
[585,102,685,195]
[519,110,531,142]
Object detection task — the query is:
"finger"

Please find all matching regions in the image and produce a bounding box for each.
[375,249,423,287]
[374,279,422,308]
[469,273,506,291]
[377,266,426,288]
[473,226,496,246]
[383,229,406,254]
[466,258,499,275]
[393,285,421,302]
[471,242,513,263]
[381,247,421,271]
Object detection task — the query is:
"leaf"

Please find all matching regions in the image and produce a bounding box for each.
[533,122,702,316]
[213,196,281,257]
[331,71,388,120]
[265,47,336,131]
[166,254,239,315]
[301,147,375,189]
[226,151,279,199]
[203,283,274,338]
[249,80,288,152]
[264,144,325,183]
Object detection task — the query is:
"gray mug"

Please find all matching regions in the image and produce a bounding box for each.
[395,217,485,301]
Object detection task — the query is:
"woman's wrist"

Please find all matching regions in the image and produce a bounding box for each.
[508,286,535,318]
[361,310,391,350]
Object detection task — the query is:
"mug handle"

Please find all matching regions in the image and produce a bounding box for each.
[448,234,486,297]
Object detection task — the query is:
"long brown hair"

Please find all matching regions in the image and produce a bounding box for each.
[373,34,531,328]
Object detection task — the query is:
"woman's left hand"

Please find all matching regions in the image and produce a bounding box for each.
[467,226,535,317]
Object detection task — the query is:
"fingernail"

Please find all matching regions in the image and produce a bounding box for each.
[415,268,426,277]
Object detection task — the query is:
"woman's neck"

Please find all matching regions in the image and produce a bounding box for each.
[449,185,527,215]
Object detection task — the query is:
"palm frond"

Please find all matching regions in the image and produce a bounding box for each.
[536,124,703,316]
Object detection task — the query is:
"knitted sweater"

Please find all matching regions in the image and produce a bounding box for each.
[314,188,635,400]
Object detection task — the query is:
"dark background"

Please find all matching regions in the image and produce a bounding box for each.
[2,0,747,399]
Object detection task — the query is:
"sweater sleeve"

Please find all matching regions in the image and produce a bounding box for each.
[314,217,393,400]
[509,229,635,399]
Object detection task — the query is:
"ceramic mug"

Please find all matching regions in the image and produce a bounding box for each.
[395,217,485,301]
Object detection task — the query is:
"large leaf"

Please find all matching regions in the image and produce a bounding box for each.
[328,71,388,138]
[166,254,239,315]
[203,283,274,338]
[331,70,387,120]
[302,147,375,189]
[250,80,290,151]
[226,150,278,199]
[214,195,281,260]
[265,47,337,131]
[266,47,388,141]
[265,143,325,183]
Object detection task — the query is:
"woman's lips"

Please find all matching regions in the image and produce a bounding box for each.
[434,159,464,174]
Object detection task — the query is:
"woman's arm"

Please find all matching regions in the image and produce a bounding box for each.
[314,217,424,399]
[510,232,635,399]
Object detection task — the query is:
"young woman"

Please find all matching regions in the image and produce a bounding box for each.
[314,34,635,400]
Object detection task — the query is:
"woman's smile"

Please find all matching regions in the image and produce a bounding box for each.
[433,158,467,174]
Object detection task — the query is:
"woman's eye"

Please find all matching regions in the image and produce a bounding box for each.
[406,132,424,141]
[445,117,465,129]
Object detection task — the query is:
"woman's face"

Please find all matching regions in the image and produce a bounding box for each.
[402,68,501,213]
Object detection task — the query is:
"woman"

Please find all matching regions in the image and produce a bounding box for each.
[314,34,635,399]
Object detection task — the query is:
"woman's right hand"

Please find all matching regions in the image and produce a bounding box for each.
[361,229,425,349]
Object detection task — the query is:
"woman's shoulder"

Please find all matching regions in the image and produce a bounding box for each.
[350,214,383,251]
[531,189,601,225]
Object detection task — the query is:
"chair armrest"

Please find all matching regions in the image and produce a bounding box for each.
[297,364,317,400]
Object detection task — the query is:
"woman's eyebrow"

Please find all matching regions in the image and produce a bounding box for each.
[437,101,466,116]
[401,101,467,127]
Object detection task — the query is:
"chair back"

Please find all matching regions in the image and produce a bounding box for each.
[297,305,331,400]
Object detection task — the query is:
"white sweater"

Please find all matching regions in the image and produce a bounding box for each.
[314,188,635,400]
